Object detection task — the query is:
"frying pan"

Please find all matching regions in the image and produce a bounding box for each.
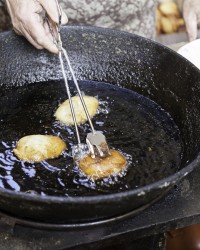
[0,26,199,224]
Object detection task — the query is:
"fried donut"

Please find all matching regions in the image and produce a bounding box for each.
[54,96,99,126]
[79,149,127,179]
[14,135,66,162]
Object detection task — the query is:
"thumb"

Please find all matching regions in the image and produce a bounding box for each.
[183,3,198,41]
[39,0,68,25]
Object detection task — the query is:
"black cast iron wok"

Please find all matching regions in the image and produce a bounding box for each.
[0,26,199,224]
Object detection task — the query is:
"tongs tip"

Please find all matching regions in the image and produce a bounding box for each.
[86,131,110,158]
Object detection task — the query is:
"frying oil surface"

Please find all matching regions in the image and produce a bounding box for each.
[0,81,182,196]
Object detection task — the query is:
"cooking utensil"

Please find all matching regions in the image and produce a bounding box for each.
[46,1,110,159]
[0,27,199,224]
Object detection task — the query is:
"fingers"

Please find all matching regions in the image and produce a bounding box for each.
[25,15,59,53]
[6,0,66,53]
[13,12,58,53]
[20,25,44,49]
[46,14,59,41]
[39,0,68,25]
[183,0,199,41]
[184,8,198,41]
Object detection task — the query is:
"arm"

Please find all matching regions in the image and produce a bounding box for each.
[5,0,68,53]
[177,0,200,41]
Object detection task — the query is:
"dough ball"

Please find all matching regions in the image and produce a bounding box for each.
[13,135,66,162]
[159,2,180,17]
[161,16,176,34]
[79,149,127,180]
[54,96,99,126]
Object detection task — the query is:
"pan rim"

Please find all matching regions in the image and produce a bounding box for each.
[0,153,198,203]
[0,26,200,204]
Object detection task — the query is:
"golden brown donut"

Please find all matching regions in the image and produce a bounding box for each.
[79,149,127,180]
[14,135,66,162]
[54,96,99,126]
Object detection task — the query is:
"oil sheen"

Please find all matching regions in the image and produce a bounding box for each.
[0,81,182,196]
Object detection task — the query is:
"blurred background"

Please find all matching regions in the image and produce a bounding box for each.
[156,0,200,49]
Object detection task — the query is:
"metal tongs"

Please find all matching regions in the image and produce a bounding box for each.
[46,0,110,159]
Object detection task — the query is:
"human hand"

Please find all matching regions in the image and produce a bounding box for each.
[182,0,200,41]
[6,0,68,53]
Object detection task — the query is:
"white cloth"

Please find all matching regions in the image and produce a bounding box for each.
[178,39,200,70]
